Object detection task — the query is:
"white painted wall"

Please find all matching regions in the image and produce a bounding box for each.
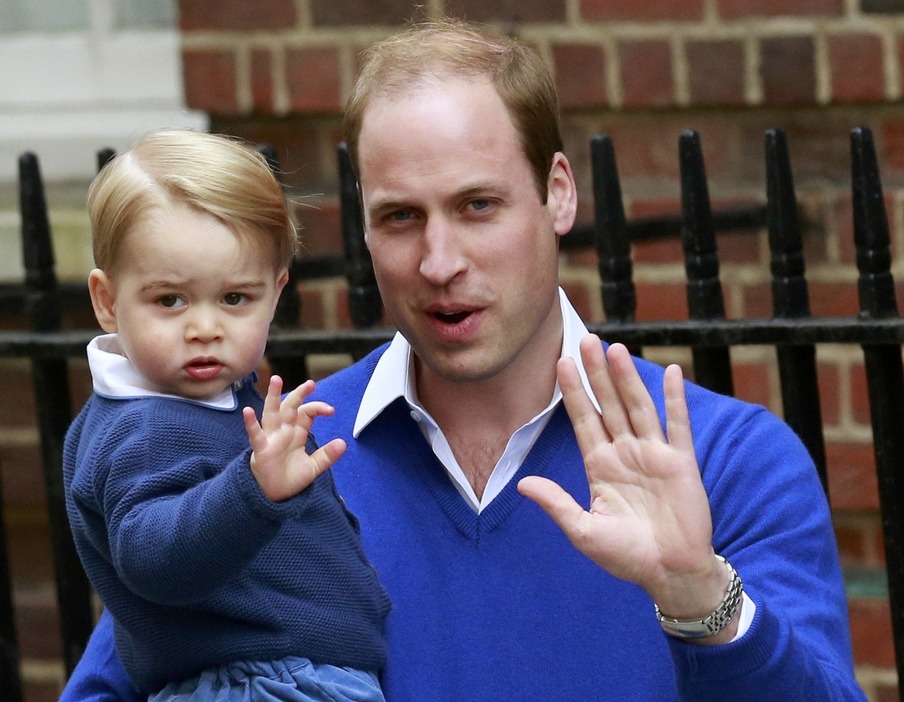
[0,0,208,281]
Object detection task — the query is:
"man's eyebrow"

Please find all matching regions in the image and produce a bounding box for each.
[366,198,410,216]
[458,182,504,198]
[366,182,506,214]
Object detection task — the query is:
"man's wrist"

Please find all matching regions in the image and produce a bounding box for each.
[654,555,744,640]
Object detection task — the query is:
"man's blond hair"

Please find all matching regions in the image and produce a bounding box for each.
[344,18,563,201]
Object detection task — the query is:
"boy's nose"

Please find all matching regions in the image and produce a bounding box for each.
[185,309,223,342]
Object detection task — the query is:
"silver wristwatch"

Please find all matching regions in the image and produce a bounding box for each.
[654,555,744,639]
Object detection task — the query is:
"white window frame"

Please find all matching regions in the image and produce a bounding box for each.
[0,0,207,186]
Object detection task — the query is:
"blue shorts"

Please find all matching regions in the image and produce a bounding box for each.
[147,657,384,702]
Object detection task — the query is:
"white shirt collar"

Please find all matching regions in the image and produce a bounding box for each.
[353,287,597,437]
[87,333,239,411]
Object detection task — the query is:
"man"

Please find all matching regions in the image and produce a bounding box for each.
[62,18,865,701]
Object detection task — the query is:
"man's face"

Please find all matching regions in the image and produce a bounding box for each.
[357,76,576,390]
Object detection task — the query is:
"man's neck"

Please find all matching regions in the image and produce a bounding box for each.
[415,331,562,499]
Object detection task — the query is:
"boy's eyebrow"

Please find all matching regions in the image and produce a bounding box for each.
[139,278,187,293]
[139,278,269,293]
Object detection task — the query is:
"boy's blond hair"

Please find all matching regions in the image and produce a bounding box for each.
[88,129,296,272]
[343,17,563,202]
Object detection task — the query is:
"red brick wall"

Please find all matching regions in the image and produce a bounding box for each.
[11,1,904,700]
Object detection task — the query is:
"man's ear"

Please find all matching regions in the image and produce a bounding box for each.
[546,152,578,238]
[87,269,118,333]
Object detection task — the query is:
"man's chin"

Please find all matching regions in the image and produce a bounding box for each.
[414,349,506,386]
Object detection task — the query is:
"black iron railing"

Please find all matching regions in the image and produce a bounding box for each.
[2,127,902,700]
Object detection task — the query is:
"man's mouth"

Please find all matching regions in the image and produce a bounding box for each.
[434,310,471,324]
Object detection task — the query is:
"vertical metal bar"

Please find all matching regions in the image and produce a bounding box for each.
[678,131,734,395]
[764,129,828,494]
[19,153,94,677]
[850,126,904,702]
[338,143,382,333]
[0,455,21,702]
[96,148,115,172]
[590,135,641,356]
[255,144,309,387]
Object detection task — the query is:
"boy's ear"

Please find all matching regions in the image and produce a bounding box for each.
[88,269,118,333]
[271,267,290,315]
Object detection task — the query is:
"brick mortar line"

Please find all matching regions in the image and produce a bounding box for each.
[0,426,39,444]
[178,16,904,49]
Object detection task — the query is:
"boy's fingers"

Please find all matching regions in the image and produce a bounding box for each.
[280,380,316,417]
[308,438,347,478]
[298,402,336,422]
[261,375,284,429]
[242,406,263,447]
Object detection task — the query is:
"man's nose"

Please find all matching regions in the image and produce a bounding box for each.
[419,218,468,285]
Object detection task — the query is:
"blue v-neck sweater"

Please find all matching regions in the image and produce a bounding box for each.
[310,344,863,702]
[63,343,865,701]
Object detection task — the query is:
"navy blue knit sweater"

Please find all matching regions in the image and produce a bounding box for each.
[63,377,389,693]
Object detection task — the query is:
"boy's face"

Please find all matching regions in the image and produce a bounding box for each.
[89,201,287,400]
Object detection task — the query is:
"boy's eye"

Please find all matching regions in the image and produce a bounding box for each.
[223,293,247,306]
[158,295,184,309]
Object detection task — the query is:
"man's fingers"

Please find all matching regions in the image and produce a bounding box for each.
[558,355,611,457]
[517,475,589,545]
[663,364,693,454]
[579,336,630,438]
[605,344,665,441]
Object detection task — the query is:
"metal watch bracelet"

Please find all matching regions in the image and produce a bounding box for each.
[654,555,744,639]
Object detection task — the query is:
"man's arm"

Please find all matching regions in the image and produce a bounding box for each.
[519,336,866,700]
[59,610,141,702]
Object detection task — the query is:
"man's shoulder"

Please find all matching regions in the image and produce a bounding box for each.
[312,343,389,401]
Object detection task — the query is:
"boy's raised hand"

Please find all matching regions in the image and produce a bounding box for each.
[242,375,346,503]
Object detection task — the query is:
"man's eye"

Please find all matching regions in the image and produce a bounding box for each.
[389,209,413,222]
[158,295,184,309]
[470,199,491,211]
[224,293,247,306]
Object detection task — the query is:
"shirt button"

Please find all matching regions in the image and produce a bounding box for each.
[409,410,422,422]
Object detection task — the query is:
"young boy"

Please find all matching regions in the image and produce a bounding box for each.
[62,129,390,701]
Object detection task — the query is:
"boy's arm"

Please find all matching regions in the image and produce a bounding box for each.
[59,610,141,702]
